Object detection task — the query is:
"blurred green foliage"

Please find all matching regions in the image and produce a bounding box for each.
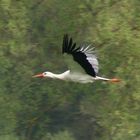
[0,0,140,140]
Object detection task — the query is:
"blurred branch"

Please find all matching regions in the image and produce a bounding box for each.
[84,0,120,17]
[31,0,46,9]
[96,39,110,48]
[84,2,104,16]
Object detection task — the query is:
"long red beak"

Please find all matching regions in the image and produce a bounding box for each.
[32,73,44,78]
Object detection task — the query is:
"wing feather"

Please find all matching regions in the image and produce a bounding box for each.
[62,34,99,77]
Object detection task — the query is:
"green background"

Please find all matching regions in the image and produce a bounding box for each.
[0,0,140,140]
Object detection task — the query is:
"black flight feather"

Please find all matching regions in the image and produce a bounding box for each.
[62,34,96,77]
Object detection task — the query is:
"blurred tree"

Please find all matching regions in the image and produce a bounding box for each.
[0,0,139,140]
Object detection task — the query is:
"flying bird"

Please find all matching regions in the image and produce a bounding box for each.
[33,34,120,83]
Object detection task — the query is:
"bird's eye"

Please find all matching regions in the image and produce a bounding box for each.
[44,72,47,75]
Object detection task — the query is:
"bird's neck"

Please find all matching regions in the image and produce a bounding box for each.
[50,70,70,79]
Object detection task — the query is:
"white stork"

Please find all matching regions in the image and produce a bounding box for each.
[33,34,120,83]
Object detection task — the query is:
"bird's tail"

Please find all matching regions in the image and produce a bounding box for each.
[95,76,121,83]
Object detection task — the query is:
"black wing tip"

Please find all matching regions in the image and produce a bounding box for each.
[62,34,77,54]
[62,34,68,53]
[63,34,69,41]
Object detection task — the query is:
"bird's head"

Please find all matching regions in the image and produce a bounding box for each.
[33,71,54,78]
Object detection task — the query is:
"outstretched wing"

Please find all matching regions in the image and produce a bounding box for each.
[62,34,99,77]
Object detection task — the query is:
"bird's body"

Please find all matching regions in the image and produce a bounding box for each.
[45,70,94,83]
[33,34,120,83]
[41,70,111,83]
